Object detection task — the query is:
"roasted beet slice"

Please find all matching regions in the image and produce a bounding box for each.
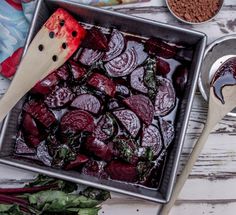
[22,113,40,137]
[155,77,176,116]
[64,154,89,170]
[102,29,125,61]
[23,100,56,128]
[44,86,74,109]
[130,67,148,93]
[156,58,171,76]
[79,48,103,66]
[160,119,175,149]
[82,27,108,51]
[124,94,154,125]
[61,110,95,134]
[88,73,116,97]
[145,38,177,59]
[68,60,86,80]
[94,114,117,141]
[115,85,130,97]
[25,135,41,148]
[142,125,163,157]
[82,160,108,179]
[15,132,36,155]
[86,136,113,161]
[32,72,59,95]
[56,64,69,81]
[71,94,101,114]
[173,65,188,96]
[105,41,148,77]
[113,109,140,138]
[113,136,138,165]
[105,161,138,182]
[108,100,119,111]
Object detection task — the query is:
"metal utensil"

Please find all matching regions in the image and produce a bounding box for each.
[161,57,236,214]
[0,8,85,122]
[198,34,236,116]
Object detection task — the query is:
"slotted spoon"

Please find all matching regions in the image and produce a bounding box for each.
[0,8,86,122]
[161,55,236,215]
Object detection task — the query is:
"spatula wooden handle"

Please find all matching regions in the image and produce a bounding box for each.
[160,123,213,215]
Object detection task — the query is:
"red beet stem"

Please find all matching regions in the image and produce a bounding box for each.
[0,184,58,194]
[0,193,29,206]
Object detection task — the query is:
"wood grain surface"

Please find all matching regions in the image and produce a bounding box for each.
[1,0,236,214]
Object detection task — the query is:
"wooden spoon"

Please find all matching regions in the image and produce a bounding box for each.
[161,56,236,215]
[0,8,86,122]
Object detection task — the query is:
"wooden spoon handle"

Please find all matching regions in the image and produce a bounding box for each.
[160,123,213,215]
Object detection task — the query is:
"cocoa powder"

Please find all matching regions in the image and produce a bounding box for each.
[167,0,221,23]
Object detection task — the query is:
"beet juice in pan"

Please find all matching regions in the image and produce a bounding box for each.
[14,24,190,189]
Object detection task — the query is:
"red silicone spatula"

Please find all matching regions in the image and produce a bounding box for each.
[0,8,86,122]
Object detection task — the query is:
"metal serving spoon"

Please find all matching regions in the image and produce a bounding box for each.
[0,8,85,122]
[161,55,236,215]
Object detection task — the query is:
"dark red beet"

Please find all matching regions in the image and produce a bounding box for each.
[105,160,138,182]
[130,67,148,93]
[22,113,40,137]
[142,125,163,157]
[61,110,95,134]
[154,77,176,116]
[15,132,36,155]
[113,109,140,138]
[82,160,108,179]
[145,38,177,59]
[32,72,59,95]
[86,136,113,161]
[124,94,154,125]
[79,48,103,66]
[105,41,148,77]
[64,154,89,170]
[102,29,125,62]
[113,136,138,165]
[94,114,117,141]
[23,100,56,128]
[44,86,74,109]
[71,94,101,114]
[25,135,41,148]
[88,73,116,97]
[56,64,69,81]
[172,65,188,96]
[160,119,175,149]
[82,27,108,51]
[68,60,86,80]
[156,58,171,76]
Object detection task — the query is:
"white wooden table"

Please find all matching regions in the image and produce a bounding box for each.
[1,0,236,214]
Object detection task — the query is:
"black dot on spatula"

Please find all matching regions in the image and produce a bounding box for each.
[52,55,58,62]
[59,19,65,26]
[72,31,77,37]
[38,44,44,51]
[62,43,67,49]
[49,31,55,38]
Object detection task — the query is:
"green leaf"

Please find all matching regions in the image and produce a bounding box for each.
[26,175,77,193]
[0,204,24,215]
[144,58,157,100]
[27,190,99,213]
[78,207,101,215]
[80,187,111,202]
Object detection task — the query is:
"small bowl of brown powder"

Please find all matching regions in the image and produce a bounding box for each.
[166,0,224,24]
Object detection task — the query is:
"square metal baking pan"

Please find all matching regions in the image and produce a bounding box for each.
[0,0,206,203]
